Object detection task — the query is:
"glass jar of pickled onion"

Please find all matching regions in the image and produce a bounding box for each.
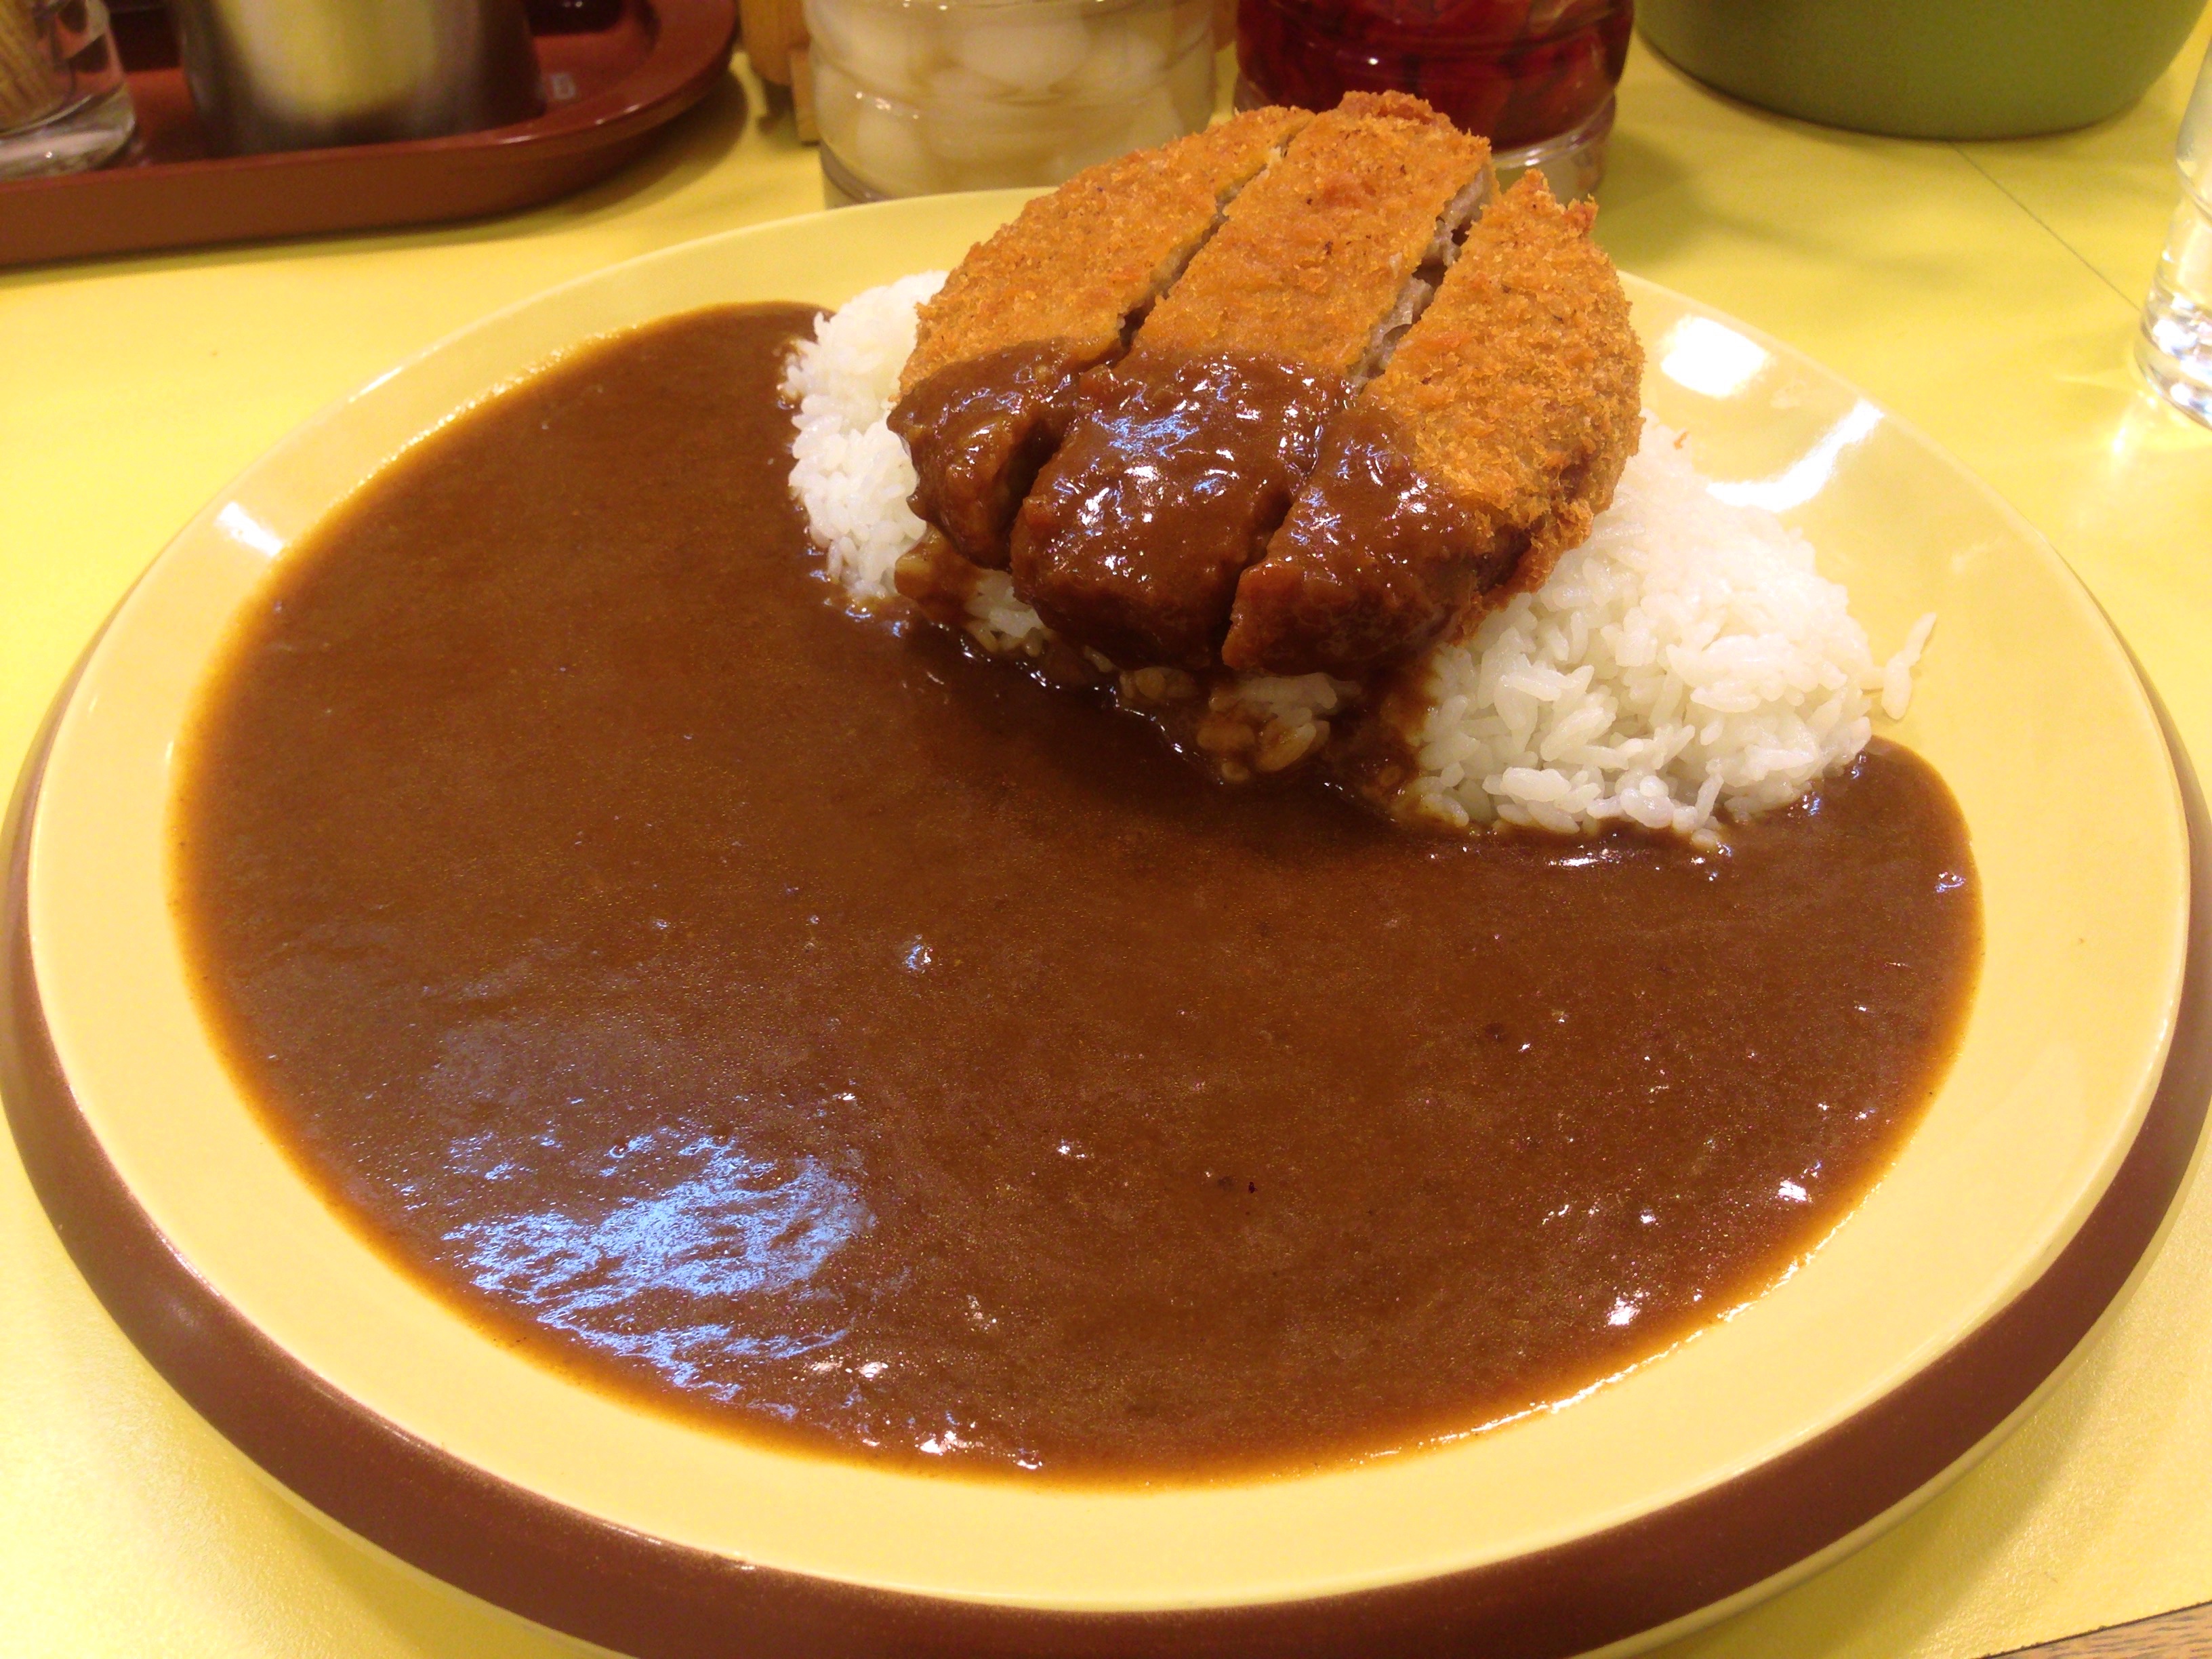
[807,0,1218,203]
[1235,0,1632,196]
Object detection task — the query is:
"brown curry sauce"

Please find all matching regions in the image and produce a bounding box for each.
[171,304,1982,1482]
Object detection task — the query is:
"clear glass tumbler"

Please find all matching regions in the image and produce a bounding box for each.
[0,0,134,180]
[2137,41,2212,426]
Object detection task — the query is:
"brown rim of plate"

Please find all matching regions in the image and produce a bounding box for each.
[3,635,2206,1659]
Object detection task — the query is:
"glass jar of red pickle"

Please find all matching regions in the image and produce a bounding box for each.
[1235,0,1632,196]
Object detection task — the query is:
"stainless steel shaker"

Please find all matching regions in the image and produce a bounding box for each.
[167,0,542,154]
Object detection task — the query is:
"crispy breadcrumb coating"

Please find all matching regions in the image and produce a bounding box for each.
[1134,91,1492,374]
[1002,96,1496,666]
[1368,169,1642,599]
[899,106,1311,396]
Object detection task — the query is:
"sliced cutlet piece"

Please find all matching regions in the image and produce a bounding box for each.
[887,106,1311,569]
[1130,91,1491,374]
[1224,173,1643,679]
[1008,93,1493,670]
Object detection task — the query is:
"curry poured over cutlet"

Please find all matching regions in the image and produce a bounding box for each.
[890,94,1642,693]
[888,106,1310,567]
[1225,173,1645,678]
[1009,92,1496,669]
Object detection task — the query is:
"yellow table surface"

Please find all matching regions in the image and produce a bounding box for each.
[5,20,2212,1658]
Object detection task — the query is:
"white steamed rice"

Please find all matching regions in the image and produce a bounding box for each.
[1401,427,1934,836]
[783,270,946,600]
[784,276,1931,838]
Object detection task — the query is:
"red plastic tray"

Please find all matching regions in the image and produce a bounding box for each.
[0,0,739,269]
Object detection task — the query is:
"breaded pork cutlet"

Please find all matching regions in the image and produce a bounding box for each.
[887,106,1310,569]
[1223,173,1642,679]
[1008,93,1494,670]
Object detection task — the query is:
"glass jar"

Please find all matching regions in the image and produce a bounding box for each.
[1235,0,1631,197]
[806,0,1216,203]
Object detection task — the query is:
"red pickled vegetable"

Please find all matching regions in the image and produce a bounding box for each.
[1238,0,1631,151]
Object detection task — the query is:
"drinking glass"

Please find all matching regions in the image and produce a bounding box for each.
[0,0,134,179]
[2138,40,2212,426]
